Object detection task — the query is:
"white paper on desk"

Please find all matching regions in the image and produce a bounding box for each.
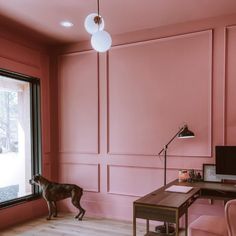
[165,185,193,193]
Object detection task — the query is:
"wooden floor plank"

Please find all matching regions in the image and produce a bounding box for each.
[1,214,147,236]
[1,214,185,235]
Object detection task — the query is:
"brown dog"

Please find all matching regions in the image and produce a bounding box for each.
[29,174,85,220]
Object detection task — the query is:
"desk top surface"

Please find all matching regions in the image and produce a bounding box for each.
[134,179,236,209]
[134,180,200,209]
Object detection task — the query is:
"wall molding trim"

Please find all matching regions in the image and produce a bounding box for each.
[59,163,100,193]
[107,30,213,157]
[223,25,236,145]
[58,50,100,154]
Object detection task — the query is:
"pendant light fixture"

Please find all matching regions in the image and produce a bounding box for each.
[84,13,104,34]
[84,0,112,52]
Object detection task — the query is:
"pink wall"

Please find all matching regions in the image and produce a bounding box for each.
[0,28,52,229]
[2,11,236,230]
[57,14,236,222]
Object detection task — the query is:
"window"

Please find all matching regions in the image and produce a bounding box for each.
[0,69,41,207]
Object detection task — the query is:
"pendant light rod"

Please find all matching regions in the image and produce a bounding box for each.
[94,0,101,27]
[96,0,101,30]
[97,0,100,16]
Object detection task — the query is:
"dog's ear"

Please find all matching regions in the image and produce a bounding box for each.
[33,174,41,181]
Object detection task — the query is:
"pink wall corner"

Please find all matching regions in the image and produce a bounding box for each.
[48,52,60,182]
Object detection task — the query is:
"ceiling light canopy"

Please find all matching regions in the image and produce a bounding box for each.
[84,0,112,53]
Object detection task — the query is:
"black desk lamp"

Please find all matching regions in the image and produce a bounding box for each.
[155,124,195,234]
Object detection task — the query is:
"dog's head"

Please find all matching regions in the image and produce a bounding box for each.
[29,174,43,186]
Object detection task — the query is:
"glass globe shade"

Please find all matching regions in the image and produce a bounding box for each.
[91,30,112,53]
[84,13,105,34]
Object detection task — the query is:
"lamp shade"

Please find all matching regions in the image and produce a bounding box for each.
[84,13,105,34]
[91,30,112,52]
[178,125,195,138]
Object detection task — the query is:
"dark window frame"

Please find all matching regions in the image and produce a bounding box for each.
[0,69,42,209]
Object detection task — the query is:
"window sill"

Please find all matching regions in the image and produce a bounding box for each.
[0,194,42,210]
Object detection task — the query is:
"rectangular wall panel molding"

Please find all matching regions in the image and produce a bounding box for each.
[59,163,100,193]
[224,25,236,145]
[107,30,213,157]
[58,51,99,154]
[107,165,178,197]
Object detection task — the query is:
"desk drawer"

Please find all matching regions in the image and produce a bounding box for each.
[135,204,176,223]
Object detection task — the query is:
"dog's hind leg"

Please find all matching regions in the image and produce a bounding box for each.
[71,189,86,221]
[46,201,53,220]
[52,201,57,217]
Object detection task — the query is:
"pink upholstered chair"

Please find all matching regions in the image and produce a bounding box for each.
[188,199,236,236]
[225,199,236,236]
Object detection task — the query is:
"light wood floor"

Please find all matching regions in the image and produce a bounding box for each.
[1,214,186,236]
[1,214,147,236]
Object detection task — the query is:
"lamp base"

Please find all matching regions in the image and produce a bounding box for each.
[155,224,175,235]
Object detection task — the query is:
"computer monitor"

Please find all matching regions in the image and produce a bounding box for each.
[216,146,236,180]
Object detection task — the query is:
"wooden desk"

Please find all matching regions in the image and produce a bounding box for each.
[133,180,236,236]
[179,180,236,200]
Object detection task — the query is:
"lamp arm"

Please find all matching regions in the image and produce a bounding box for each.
[158,125,185,155]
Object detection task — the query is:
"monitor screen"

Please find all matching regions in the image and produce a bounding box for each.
[216,146,236,175]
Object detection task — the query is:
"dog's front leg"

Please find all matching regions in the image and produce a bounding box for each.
[46,201,53,220]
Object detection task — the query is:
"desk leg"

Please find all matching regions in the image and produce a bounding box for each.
[185,209,188,236]
[176,212,179,236]
[133,208,136,236]
[146,220,149,234]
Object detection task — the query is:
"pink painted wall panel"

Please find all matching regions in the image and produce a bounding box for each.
[0,36,40,68]
[108,31,212,156]
[0,199,47,230]
[58,51,99,154]
[225,26,236,144]
[108,165,178,196]
[43,163,51,179]
[0,57,40,78]
[40,54,51,154]
[59,163,100,192]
